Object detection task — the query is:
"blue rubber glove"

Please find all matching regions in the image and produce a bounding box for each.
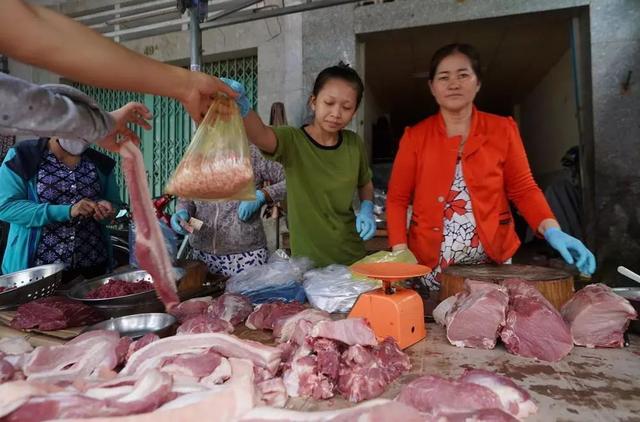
[356,200,376,241]
[238,190,266,222]
[219,77,250,118]
[544,227,596,275]
[170,209,190,235]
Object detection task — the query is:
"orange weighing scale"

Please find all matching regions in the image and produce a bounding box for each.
[348,262,430,349]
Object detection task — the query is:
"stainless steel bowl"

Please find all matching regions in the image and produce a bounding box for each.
[67,267,186,306]
[83,312,176,339]
[0,264,65,308]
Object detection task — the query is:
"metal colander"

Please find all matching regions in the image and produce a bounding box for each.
[0,264,65,309]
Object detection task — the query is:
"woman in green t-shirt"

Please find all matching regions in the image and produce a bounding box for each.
[220,64,376,267]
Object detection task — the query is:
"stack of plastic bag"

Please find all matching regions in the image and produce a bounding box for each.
[225,250,313,304]
[303,265,380,314]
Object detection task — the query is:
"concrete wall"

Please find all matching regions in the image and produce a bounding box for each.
[519,50,580,188]
[588,0,640,284]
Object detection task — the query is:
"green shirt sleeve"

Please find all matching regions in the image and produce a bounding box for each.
[263,126,297,166]
[356,133,373,187]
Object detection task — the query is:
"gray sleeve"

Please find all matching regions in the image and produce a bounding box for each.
[251,145,286,203]
[0,73,115,142]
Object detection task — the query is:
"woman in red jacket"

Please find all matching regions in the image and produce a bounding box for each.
[387,43,595,290]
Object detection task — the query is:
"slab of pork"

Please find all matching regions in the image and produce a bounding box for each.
[500,279,573,362]
[561,283,637,348]
[120,141,178,310]
[445,280,509,349]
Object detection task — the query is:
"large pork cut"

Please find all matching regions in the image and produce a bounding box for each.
[273,308,331,342]
[11,296,102,331]
[23,330,122,384]
[499,279,573,362]
[310,318,378,347]
[120,142,178,310]
[176,314,234,335]
[121,333,281,376]
[245,302,306,331]
[396,369,536,420]
[458,369,537,419]
[445,280,509,349]
[207,293,253,325]
[169,297,212,323]
[561,283,637,348]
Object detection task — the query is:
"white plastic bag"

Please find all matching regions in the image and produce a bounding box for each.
[303,265,380,313]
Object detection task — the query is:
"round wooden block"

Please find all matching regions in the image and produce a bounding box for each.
[440,264,574,310]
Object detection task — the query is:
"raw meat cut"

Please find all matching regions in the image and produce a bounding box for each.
[445,281,509,349]
[310,318,378,346]
[0,337,33,355]
[500,279,573,362]
[396,370,537,420]
[561,283,637,348]
[169,297,212,323]
[283,354,335,400]
[11,296,103,331]
[85,279,153,299]
[0,380,60,418]
[121,333,281,376]
[239,399,423,422]
[4,370,174,421]
[176,315,234,335]
[61,358,256,422]
[312,338,341,380]
[273,308,331,342]
[0,359,15,382]
[207,293,253,325]
[337,337,410,403]
[120,141,178,310]
[396,375,503,416]
[433,295,457,326]
[126,334,159,360]
[255,378,287,407]
[290,319,315,346]
[245,302,306,330]
[458,369,537,419]
[159,350,225,380]
[23,330,122,384]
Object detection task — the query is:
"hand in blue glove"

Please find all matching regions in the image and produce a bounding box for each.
[219,77,250,118]
[238,190,265,222]
[356,200,377,241]
[170,209,190,235]
[544,227,596,275]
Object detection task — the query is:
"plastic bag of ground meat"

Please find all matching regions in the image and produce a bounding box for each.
[165,94,255,200]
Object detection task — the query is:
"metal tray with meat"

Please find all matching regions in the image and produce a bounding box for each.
[67,267,186,306]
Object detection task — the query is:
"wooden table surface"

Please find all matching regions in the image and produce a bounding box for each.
[284,323,640,421]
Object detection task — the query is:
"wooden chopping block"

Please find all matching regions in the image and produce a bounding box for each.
[440,264,574,310]
[176,259,208,298]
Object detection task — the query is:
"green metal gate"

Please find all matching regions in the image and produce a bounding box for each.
[73,55,258,207]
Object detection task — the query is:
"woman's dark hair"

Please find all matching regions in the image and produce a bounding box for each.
[312,61,364,107]
[429,43,482,82]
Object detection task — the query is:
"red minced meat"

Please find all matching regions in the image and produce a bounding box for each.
[11,296,103,331]
[85,279,154,299]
